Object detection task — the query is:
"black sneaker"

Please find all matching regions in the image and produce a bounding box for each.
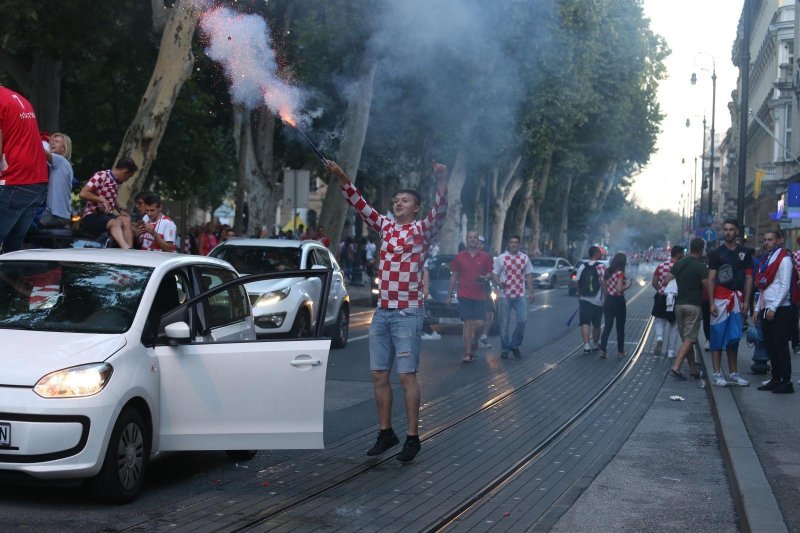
[366,430,400,456]
[511,348,521,359]
[757,379,781,391]
[772,382,795,394]
[500,351,509,359]
[396,437,421,463]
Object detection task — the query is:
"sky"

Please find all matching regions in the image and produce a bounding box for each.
[633,0,745,213]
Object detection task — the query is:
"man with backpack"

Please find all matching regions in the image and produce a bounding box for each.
[576,245,606,354]
[707,219,752,387]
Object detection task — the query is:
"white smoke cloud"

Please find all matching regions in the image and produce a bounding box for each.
[199,6,307,125]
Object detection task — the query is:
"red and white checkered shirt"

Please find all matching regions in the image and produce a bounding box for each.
[493,251,534,298]
[82,169,120,216]
[341,182,447,309]
[654,260,672,295]
[606,270,625,296]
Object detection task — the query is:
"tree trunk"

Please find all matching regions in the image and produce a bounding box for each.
[116,0,199,209]
[488,154,523,253]
[437,147,468,254]
[513,176,535,253]
[233,107,277,236]
[554,172,573,256]
[318,54,377,252]
[528,149,554,256]
[29,54,61,133]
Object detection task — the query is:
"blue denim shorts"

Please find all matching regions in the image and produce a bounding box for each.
[369,307,424,373]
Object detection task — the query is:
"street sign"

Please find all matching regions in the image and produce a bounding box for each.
[703,227,717,243]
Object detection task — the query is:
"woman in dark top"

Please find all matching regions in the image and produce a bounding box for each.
[600,253,632,358]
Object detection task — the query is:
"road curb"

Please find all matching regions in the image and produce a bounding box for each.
[700,345,788,533]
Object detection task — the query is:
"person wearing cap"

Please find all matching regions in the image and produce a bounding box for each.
[477,235,495,347]
[0,85,48,253]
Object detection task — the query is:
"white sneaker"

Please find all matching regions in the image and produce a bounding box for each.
[727,373,750,387]
[666,349,676,359]
[478,335,491,348]
[712,373,728,387]
[654,337,663,356]
[704,340,710,351]
[421,331,441,340]
[591,341,601,352]
[583,343,591,354]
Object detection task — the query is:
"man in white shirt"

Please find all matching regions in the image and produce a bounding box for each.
[754,229,794,393]
[135,193,177,252]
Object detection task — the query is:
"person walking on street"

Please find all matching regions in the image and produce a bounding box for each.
[448,230,493,362]
[651,245,684,357]
[78,157,138,249]
[754,229,794,394]
[0,85,49,253]
[599,253,632,358]
[477,236,495,347]
[576,246,606,353]
[491,235,535,359]
[708,219,753,387]
[670,238,709,380]
[325,158,448,463]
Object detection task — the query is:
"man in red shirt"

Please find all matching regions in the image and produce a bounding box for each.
[0,86,48,253]
[448,231,494,362]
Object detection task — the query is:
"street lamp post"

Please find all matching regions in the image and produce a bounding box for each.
[693,55,717,227]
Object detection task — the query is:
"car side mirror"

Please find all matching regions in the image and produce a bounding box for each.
[164,321,191,344]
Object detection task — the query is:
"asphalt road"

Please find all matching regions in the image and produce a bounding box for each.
[0,277,651,531]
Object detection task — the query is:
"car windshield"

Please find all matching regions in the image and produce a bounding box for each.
[212,247,301,274]
[532,259,556,268]
[0,261,152,334]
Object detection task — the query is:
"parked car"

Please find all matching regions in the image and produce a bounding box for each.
[568,258,610,296]
[530,257,573,289]
[424,254,499,335]
[210,238,350,348]
[0,249,333,502]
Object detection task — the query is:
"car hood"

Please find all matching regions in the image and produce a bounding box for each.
[0,330,126,386]
[532,266,555,274]
[245,278,297,295]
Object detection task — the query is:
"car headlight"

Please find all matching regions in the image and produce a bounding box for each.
[34,363,113,398]
[539,272,550,278]
[254,287,290,308]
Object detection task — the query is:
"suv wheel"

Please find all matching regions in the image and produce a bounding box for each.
[329,305,349,349]
[290,308,312,338]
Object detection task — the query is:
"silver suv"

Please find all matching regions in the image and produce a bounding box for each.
[210,238,350,348]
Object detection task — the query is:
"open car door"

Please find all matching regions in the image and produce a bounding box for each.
[153,269,332,451]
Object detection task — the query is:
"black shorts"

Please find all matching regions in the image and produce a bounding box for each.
[579,299,603,327]
[651,293,676,323]
[80,213,116,235]
[459,298,487,321]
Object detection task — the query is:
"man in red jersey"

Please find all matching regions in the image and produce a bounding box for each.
[324,158,448,464]
[448,230,494,362]
[0,86,48,253]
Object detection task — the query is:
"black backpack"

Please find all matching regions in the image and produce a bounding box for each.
[578,263,600,297]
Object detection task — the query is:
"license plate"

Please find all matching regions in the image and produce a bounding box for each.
[0,422,9,446]
[437,317,462,325]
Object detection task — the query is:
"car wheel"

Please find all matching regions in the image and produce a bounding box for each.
[550,275,557,289]
[226,450,258,461]
[92,407,149,503]
[290,308,312,338]
[488,316,500,336]
[329,305,349,349]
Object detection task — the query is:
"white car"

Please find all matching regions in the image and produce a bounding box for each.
[210,238,350,348]
[0,249,331,502]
